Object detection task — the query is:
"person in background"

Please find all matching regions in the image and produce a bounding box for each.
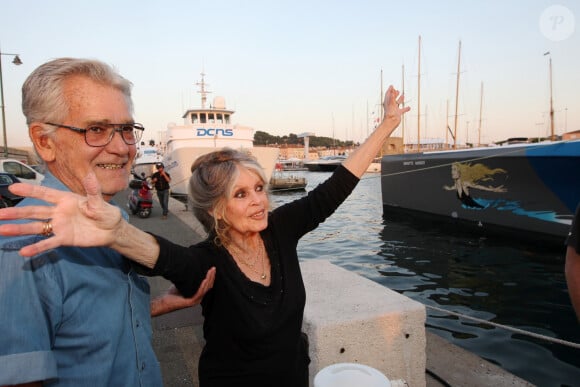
[0,57,213,386]
[565,204,580,321]
[0,85,409,386]
[151,162,171,219]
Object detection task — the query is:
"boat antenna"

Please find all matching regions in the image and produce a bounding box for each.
[196,72,212,109]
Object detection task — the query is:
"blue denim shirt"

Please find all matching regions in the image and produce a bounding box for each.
[0,172,162,386]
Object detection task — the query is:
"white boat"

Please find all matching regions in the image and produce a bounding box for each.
[161,74,279,198]
[132,143,163,177]
[277,158,307,171]
[269,174,307,192]
[269,162,307,192]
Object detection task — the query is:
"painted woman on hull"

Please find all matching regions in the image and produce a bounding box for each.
[443,162,507,209]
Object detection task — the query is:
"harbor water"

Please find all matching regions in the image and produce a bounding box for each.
[270,171,580,387]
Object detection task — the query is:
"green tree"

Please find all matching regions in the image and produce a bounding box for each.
[253,130,354,147]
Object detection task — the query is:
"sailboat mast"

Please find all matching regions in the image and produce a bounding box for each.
[380,69,384,119]
[366,100,369,138]
[478,82,483,146]
[378,69,385,155]
[446,99,449,148]
[453,41,461,149]
[401,64,405,147]
[332,113,336,155]
[543,52,555,141]
[549,56,555,140]
[417,35,421,152]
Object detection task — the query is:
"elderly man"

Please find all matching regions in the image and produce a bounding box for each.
[0,58,196,386]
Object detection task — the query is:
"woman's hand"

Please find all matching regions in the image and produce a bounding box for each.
[342,84,410,178]
[382,85,410,130]
[151,267,216,317]
[0,172,124,257]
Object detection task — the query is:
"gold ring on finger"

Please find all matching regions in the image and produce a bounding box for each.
[41,220,53,236]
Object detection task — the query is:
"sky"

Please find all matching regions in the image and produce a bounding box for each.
[0,0,578,149]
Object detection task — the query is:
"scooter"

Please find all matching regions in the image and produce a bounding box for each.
[127,172,153,218]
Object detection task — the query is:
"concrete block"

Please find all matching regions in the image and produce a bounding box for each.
[301,260,426,387]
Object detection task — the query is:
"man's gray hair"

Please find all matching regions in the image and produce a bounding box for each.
[22,58,133,128]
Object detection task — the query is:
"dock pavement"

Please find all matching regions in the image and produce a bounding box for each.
[116,189,534,387]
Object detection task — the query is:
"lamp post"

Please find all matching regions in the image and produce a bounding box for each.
[0,50,23,158]
[543,51,554,141]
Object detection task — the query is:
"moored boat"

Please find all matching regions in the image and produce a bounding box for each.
[269,163,307,192]
[381,139,580,243]
[133,143,163,177]
[161,73,279,198]
[277,158,308,171]
[304,155,347,172]
[269,175,307,192]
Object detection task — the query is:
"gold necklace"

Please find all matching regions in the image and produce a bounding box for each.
[228,243,258,267]
[228,238,267,280]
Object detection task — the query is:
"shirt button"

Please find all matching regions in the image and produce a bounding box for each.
[141,362,146,370]
[136,320,140,327]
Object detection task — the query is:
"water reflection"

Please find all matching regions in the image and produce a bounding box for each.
[378,215,580,385]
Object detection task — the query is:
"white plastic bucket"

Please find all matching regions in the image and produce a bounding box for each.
[314,363,391,387]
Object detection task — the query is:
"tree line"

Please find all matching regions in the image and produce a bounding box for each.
[253,131,356,148]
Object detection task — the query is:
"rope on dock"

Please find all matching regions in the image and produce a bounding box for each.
[425,304,580,349]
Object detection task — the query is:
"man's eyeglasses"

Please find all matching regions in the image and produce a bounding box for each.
[45,122,144,147]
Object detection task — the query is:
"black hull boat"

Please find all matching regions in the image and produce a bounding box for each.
[304,155,347,172]
[381,140,580,244]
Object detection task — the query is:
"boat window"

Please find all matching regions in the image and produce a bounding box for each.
[216,113,223,123]
[191,113,198,124]
[200,113,207,123]
[225,114,230,124]
[208,113,215,123]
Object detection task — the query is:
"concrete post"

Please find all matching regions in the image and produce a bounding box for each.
[301,260,426,386]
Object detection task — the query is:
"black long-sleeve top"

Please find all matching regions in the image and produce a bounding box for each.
[146,165,359,386]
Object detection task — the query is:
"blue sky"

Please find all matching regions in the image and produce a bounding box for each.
[1,0,578,148]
